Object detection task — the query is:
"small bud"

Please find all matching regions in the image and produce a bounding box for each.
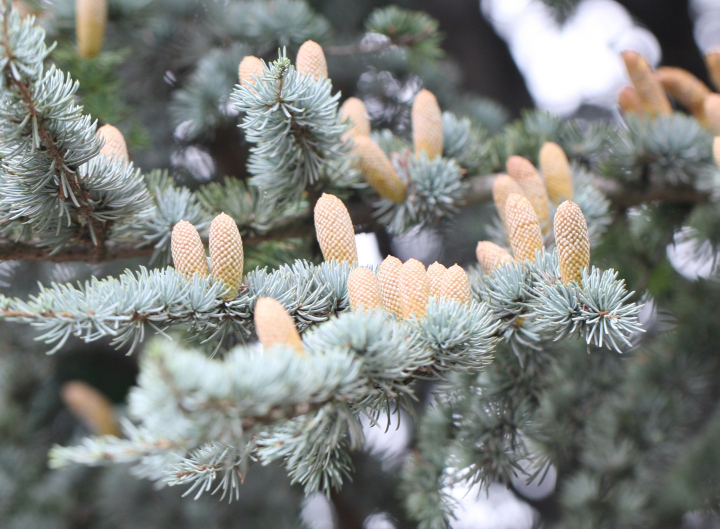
[427,262,447,297]
[351,136,407,203]
[438,264,471,305]
[706,50,720,92]
[399,259,430,319]
[340,97,371,138]
[554,201,590,284]
[209,213,244,300]
[96,124,128,161]
[621,50,672,116]
[61,381,118,436]
[705,94,720,135]
[505,194,544,263]
[76,0,107,58]
[347,268,382,312]
[171,221,209,277]
[378,255,402,318]
[656,67,711,125]
[314,193,357,263]
[539,142,573,205]
[618,86,643,115]
[254,297,304,355]
[239,55,265,85]
[713,137,720,169]
[412,89,443,159]
[476,241,514,274]
[493,174,524,225]
[296,40,328,79]
[506,156,550,233]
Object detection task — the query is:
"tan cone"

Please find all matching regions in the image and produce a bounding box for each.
[239,55,265,85]
[296,40,328,79]
[438,264,471,305]
[209,213,244,300]
[705,94,720,135]
[506,156,550,233]
[171,220,209,277]
[427,262,447,297]
[76,0,107,58]
[400,259,430,319]
[714,137,720,169]
[314,193,357,263]
[351,136,407,203]
[493,174,524,225]
[476,241,514,274]
[505,194,544,263]
[539,142,573,205]
[554,201,590,284]
[618,86,643,115]
[706,50,720,92]
[254,297,304,355]
[378,255,402,318]
[621,50,672,116]
[61,381,119,436]
[340,97,371,138]
[97,124,128,161]
[412,89,443,159]
[656,67,711,125]
[347,267,382,312]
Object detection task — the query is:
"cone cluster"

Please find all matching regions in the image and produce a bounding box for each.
[209,213,245,300]
[314,193,357,263]
[438,264,471,305]
[351,136,407,203]
[412,89,443,160]
[554,201,590,284]
[76,0,107,58]
[239,55,265,85]
[505,193,544,263]
[296,40,328,79]
[476,241,514,275]
[539,142,573,205]
[254,297,305,355]
[171,220,209,278]
[97,124,128,161]
[378,255,403,318]
[347,267,382,312]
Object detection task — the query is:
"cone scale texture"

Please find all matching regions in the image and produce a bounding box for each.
[296,40,328,79]
[506,156,550,233]
[476,241,514,274]
[76,0,107,58]
[340,97,371,138]
[171,220,209,277]
[314,194,357,263]
[505,194,544,263]
[439,264,471,305]
[539,142,573,205]
[378,255,402,318]
[400,259,430,319]
[347,268,383,312]
[412,89,443,160]
[97,124,128,161]
[351,136,407,203]
[656,67,711,125]
[621,50,672,116]
[209,213,244,300]
[554,201,590,284]
[254,297,304,355]
[427,262,447,297]
[239,55,265,85]
[493,174,524,225]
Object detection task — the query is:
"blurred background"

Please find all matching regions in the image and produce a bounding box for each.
[1,0,719,528]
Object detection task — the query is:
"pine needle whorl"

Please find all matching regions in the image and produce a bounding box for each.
[705,94,720,135]
[505,193,544,263]
[61,381,119,436]
[347,267,383,312]
[351,136,407,203]
[378,255,403,318]
[340,97,371,138]
[492,174,524,225]
[621,50,672,116]
[618,86,643,115]
[97,124,128,161]
[427,262,447,297]
[399,259,430,319]
[412,89,443,160]
[506,156,550,232]
[209,213,244,300]
[239,55,265,85]
[476,241,514,274]
[254,297,304,355]
[554,201,590,284]
[539,142,573,205]
[314,193,357,264]
[171,220,209,278]
[656,67,711,125]
[76,0,107,58]
[706,50,720,92]
[439,264,471,305]
[296,40,328,79]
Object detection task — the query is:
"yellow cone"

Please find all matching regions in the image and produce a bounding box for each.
[254,297,304,355]
[399,259,430,319]
[96,124,128,161]
[314,193,357,263]
[61,381,119,436]
[347,267,383,312]
[378,255,402,318]
[438,264,471,305]
[618,86,643,115]
[296,40,328,79]
[539,142,573,205]
[505,193,544,263]
[706,50,720,92]
[705,94,720,135]
[427,262,447,297]
[554,201,590,284]
[621,50,672,116]
[656,67,711,125]
[476,241,514,274]
[412,89,443,159]
[209,213,244,300]
[171,220,209,278]
[506,156,550,233]
[239,55,265,85]
[351,136,407,203]
[340,97,371,138]
[76,0,107,58]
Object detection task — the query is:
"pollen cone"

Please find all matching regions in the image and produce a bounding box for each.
[505,194,544,263]
[209,213,244,300]
[554,201,590,284]
[618,86,643,115]
[438,264,471,305]
[172,221,209,277]
[412,89,443,159]
[76,0,107,58]
[239,55,265,85]
[506,156,550,233]
[493,174,524,225]
[427,262,447,297]
[340,97,371,138]
[296,40,328,79]
[254,297,304,355]
[97,124,128,161]
[399,259,430,319]
[61,381,119,436]
[378,255,402,318]
[348,267,382,312]
[656,67,711,125]
[351,136,407,203]
[621,50,672,116]
[476,241,514,274]
[314,193,357,263]
[539,142,573,205]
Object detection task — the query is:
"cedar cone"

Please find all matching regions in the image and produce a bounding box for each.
[618,86,643,115]
[656,67,711,126]
[171,220,209,277]
[239,55,265,85]
[61,381,119,436]
[347,267,383,311]
[506,156,551,233]
[554,201,590,284]
[351,136,407,203]
[209,213,244,300]
[476,241,514,274]
[505,193,544,263]
[314,193,357,263]
[399,259,430,319]
[254,297,304,355]
[296,40,328,79]
[378,255,403,318]
[340,97,371,138]
[76,0,107,58]
[412,89,443,159]
[97,124,128,161]
[539,142,573,205]
[621,50,672,116]
[427,262,447,297]
[438,264,472,305]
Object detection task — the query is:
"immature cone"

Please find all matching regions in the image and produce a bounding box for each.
[493,174,524,225]
[61,381,119,436]
[618,86,643,115]
[351,136,407,203]
[427,262,447,297]
[296,40,328,79]
[706,50,720,92]
[505,194,544,263]
[238,55,264,85]
[476,241,514,274]
[705,94,720,135]
[714,137,720,169]
[340,97,371,138]
[209,213,244,300]
[399,259,430,319]
[412,89,443,159]
[539,142,573,205]
[314,193,357,263]
[76,0,107,58]
[506,156,551,233]
[254,297,304,355]
[438,264,471,305]
[97,124,128,161]
[621,50,672,116]
[378,255,402,318]
[171,220,209,277]
[347,268,382,312]
[656,67,711,125]
[554,201,590,284]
